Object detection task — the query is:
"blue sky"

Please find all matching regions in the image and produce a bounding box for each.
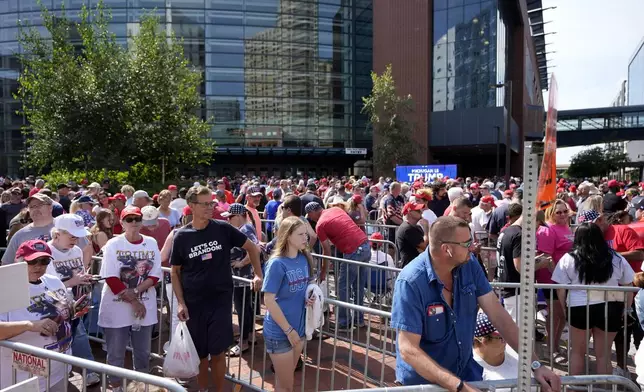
[542,0,644,163]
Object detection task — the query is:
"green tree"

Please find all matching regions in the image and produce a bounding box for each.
[127,15,214,183]
[16,1,213,180]
[16,2,131,172]
[361,64,418,176]
[567,145,629,178]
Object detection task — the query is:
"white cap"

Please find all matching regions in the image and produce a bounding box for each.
[54,214,91,237]
[193,182,200,188]
[141,206,159,226]
[133,190,150,200]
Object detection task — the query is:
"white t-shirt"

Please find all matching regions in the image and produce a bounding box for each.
[422,209,438,225]
[46,243,84,285]
[473,348,535,392]
[98,235,162,328]
[169,198,187,211]
[0,275,71,391]
[471,206,491,236]
[552,252,635,307]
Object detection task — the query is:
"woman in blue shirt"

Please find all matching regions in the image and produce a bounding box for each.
[262,216,315,392]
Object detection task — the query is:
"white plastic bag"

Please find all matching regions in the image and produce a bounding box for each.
[163,321,200,379]
[319,280,329,313]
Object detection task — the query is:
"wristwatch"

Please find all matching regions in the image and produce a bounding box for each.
[456,379,464,392]
[531,360,542,371]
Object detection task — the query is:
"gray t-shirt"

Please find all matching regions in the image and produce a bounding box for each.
[1,222,89,265]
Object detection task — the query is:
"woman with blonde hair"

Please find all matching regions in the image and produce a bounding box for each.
[262,216,316,392]
[537,199,573,364]
[346,194,368,229]
[157,190,181,228]
[581,194,603,215]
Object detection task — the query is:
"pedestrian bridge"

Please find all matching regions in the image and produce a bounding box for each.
[556,104,644,147]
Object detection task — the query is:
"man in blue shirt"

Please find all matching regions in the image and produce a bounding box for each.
[391,216,560,392]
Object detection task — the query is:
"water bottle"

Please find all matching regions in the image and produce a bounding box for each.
[131,315,141,332]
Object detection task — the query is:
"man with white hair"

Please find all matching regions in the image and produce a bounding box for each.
[442,186,464,216]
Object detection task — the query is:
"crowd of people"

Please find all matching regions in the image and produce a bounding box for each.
[2,173,644,391]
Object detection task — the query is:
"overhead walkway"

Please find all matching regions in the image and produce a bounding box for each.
[556,105,644,147]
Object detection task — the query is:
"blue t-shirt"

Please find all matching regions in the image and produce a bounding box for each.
[264,200,282,232]
[262,254,310,341]
[159,208,182,227]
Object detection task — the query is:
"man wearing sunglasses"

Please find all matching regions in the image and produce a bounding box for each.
[391,216,560,392]
[2,193,90,267]
[170,186,263,392]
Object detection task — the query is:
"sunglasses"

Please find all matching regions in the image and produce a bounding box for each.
[442,239,473,248]
[555,210,569,215]
[124,216,142,223]
[26,257,51,266]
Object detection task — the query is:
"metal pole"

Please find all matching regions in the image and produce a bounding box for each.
[517,141,541,392]
[495,126,501,178]
[505,80,513,184]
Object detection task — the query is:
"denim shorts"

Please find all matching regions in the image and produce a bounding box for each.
[264,336,304,354]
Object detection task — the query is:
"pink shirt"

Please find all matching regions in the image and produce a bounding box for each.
[535,223,573,283]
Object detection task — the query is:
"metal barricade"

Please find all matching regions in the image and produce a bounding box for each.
[335,375,640,392]
[491,282,640,378]
[361,223,399,242]
[368,209,379,222]
[0,340,184,392]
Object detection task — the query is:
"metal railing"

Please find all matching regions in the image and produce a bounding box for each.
[337,375,640,392]
[0,340,184,392]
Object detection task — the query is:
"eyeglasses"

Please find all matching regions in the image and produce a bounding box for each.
[26,257,51,266]
[124,216,142,223]
[442,239,473,248]
[555,210,569,215]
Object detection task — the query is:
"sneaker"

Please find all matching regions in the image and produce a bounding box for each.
[613,366,630,378]
[86,372,101,387]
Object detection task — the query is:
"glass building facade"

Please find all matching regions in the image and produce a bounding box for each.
[0,0,373,176]
[629,39,644,106]
[432,0,507,111]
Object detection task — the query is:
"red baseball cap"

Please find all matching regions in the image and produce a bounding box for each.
[168,185,178,191]
[344,183,353,190]
[16,240,52,262]
[402,201,424,215]
[183,205,193,216]
[569,185,577,192]
[352,194,363,204]
[110,193,127,202]
[607,179,619,188]
[120,206,142,220]
[416,191,432,201]
[470,183,480,190]
[503,189,514,197]
[370,232,384,241]
[152,194,159,201]
[480,195,497,207]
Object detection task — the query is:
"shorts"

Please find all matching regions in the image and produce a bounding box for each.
[265,336,304,354]
[540,289,559,301]
[186,292,234,359]
[569,302,624,332]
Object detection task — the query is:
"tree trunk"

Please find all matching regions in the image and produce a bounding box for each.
[161,156,166,184]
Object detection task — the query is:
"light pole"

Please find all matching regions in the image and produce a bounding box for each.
[491,81,513,184]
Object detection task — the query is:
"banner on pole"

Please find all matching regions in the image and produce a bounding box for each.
[395,165,457,183]
[537,74,558,210]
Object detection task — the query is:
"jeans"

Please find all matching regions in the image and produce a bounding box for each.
[337,241,371,327]
[233,285,254,341]
[71,319,95,361]
[83,282,103,337]
[104,325,153,385]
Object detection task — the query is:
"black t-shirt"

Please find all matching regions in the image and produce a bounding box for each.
[603,192,627,214]
[59,196,71,213]
[428,197,450,217]
[300,192,324,212]
[171,219,248,304]
[395,221,424,267]
[496,224,522,298]
[488,202,509,235]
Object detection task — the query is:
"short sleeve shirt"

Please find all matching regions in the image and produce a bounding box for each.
[395,221,424,267]
[171,219,248,304]
[230,224,259,283]
[391,250,492,385]
[604,224,644,272]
